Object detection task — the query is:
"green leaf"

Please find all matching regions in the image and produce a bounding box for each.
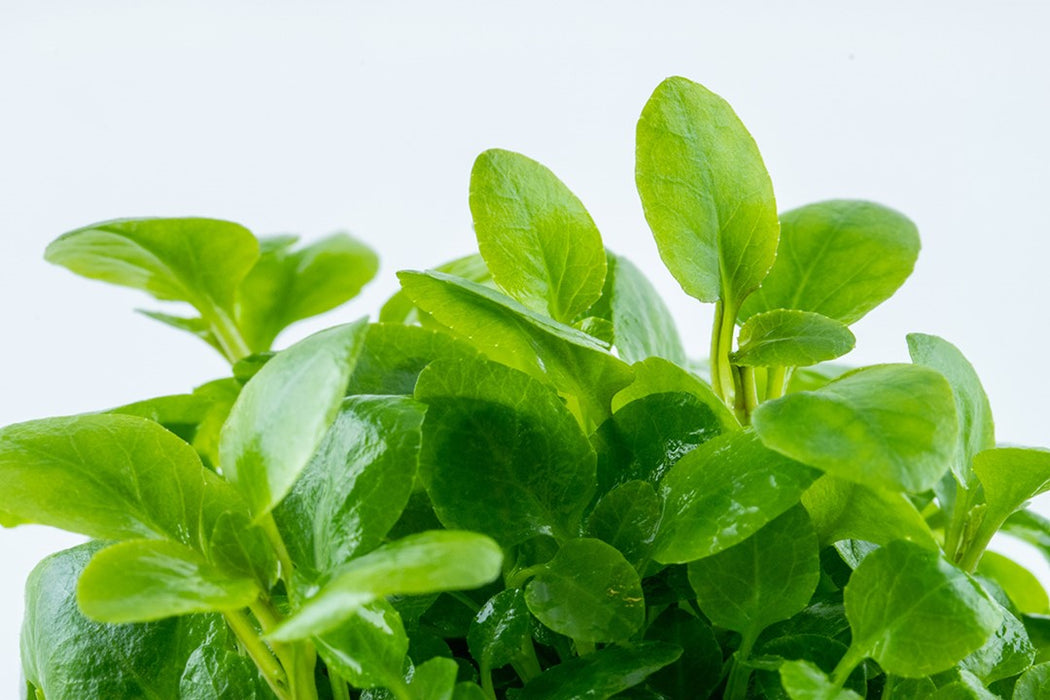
[470,148,606,323]
[190,378,243,469]
[636,76,779,309]
[22,542,273,700]
[524,538,645,643]
[138,309,225,353]
[409,657,458,700]
[584,481,661,571]
[1002,509,1050,564]
[275,395,425,578]
[975,447,1050,538]
[314,599,409,690]
[978,551,1050,615]
[752,364,958,493]
[801,475,938,549]
[754,634,867,700]
[236,233,378,352]
[643,608,723,699]
[415,358,596,546]
[612,356,738,430]
[908,333,995,487]
[452,683,488,700]
[845,540,1001,676]
[270,530,502,641]
[0,413,232,545]
[655,431,820,564]
[76,539,259,623]
[219,320,369,518]
[398,270,633,427]
[926,670,998,699]
[45,217,259,313]
[204,509,278,589]
[519,641,682,699]
[738,200,920,324]
[778,660,862,700]
[687,506,819,637]
[959,602,1035,685]
[732,309,855,368]
[346,323,480,396]
[107,390,211,446]
[379,253,491,324]
[591,252,687,365]
[1015,662,1050,699]
[467,589,533,673]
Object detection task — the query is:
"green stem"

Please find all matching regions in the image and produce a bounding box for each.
[742,367,759,420]
[328,670,350,700]
[766,366,788,401]
[710,300,739,410]
[205,305,252,363]
[517,638,543,681]
[505,563,547,590]
[449,590,481,613]
[261,515,297,592]
[830,644,866,691]
[481,664,497,700]
[959,520,998,573]
[388,678,413,700]
[724,630,757,700]
[224,610,290,700]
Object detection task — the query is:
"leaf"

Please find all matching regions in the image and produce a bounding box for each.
[908,333,995,488]
[754,634,867,700]
[22,542,272,700]
[591,252,687,365]
[470,148,606,322]
[844,540,1002,676]
[643,608,723,699]
[314,599,409,690]
[778,660,862,700]
[636,76,779,309]
[0,413,233,545]
[107,390,211,446]
[467,589,533,673]
[524,538,645,643]
[519,641,682,699]
[738,199,920,324]
[687,506,819,636]
[379,253,491,324]
[274,395,425,578]
[584,481,661,571]
[974,447,1050,537]
[219,320,369,518]
[270,530,502,641]
[959,602,1035,684]
[409,657,458,700]
[612,356,738,430]
[1015,662,1050,699]
[45,217,259,314]
[654,431,820,564]
[752,364,958,493]
[76,539,259,623]
[801,475,938,549]
[978,551,1050,615]
[138,309,225,353]
[236,233,378,352]
[415,358,596,546]
[926,670,998,699]
[732,309,855,368]
[398,270,633,426]
[346,323,480,396]
[1002,509,1050,563]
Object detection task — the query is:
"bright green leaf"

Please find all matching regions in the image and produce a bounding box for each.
[959,602,1035,685]
[467,589,532,673]
[519,642,681,699]
[409,656,458,700]
[978,551,1050,615]
[379,253,491,324]
[732,309,855,368]
[778,660,862,700]
[801,475,938,549]
[612,356,738,430]
[470,148,606,323]
[314,599,409,690]
[975,447,1050,541]
[1015,662,1050,699]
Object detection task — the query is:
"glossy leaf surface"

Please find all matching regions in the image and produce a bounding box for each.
[733,309,855,368]
[519,642,681,699]
[313,599,408,690]
[801,475,938,548]
[467,589,532,672]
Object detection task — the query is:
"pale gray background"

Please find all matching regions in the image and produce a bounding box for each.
[2,0,1049,690]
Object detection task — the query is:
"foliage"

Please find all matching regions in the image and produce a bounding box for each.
[6,75,1048,699]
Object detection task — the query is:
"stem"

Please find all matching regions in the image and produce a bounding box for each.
[830,644,866,691]
[205,305,252,363]
[766,366,788,401]
[449,590,481,613]
[724,630,757,700]
[481,664,497,700]
[517,638,543,681]
[710,300,739,410]
[328,671,350,700]
[742,367,759,419]
[261,514,297,593]
[224,610,290,700]
[959,521,998,573]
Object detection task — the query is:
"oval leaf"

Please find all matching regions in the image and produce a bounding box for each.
[519,642,682,700]
[732,309,855,368]
[314,599,409,690]
[467,589,533,673]
[801,475,938,549]
[584,481,661,571]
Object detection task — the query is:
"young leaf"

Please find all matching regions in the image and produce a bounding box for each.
[467,589,533,674]
[958,602,1035,685]
[409,657,459,700]
[732,309,855,368]
[778,660,862,700]
[636,76,779,309]
[687,506,820,638]
[346,323,480,396]
[524,538,645,643]
[752,364,958,493]
[236,232,379,352]
[269,530,502,641]
[76,539,260,623]
[845,540,1002,676]
[612,356,738,431]
[978,551,1050,615]
[1015,662,1050,698]
[379,253,491,324]
[908,333,995,487]
[655,431,820,564]
[754,635,867,699]
[219,319,369,518]
[398,270,633,426]
[801,475,938,549]
[519,642,682,699]
[738,200,920,324]
[470,148,606,323]
[313,599,409,690]
[415,358,596,546]
[974,447,1050,536]
[643,608,723,699]
[584,480,661,571]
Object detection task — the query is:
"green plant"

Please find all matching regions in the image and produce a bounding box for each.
[5,75,1050,699]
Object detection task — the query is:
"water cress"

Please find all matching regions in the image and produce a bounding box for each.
[5,75,1050,699]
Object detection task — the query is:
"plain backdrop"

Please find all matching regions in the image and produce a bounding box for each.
[2,0,1049,691]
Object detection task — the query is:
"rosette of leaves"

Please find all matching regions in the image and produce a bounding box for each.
[4,76,1050,700]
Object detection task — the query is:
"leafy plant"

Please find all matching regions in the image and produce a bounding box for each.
[5,75,1050,699]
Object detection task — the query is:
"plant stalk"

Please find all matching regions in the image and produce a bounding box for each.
[224,609,290,700]
[723,631,756,700]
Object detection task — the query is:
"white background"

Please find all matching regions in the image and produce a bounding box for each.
[2,0,1049,691]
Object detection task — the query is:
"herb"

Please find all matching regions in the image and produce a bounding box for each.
[5,75,1048,699]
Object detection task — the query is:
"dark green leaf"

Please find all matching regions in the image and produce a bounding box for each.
[470,148,606,323]
[959,602,1035,685]
[845,540,1001,676]
[219,320,369,518]
[739,200,919,324]
[519,641,681,699]
[467,589,532,673]
[754,634,866,700]
[732,309,855,368]
[346,323,480,396]
[612,356,738,431]
[752,364,958,493]
[801,475,938,549]
[415,358,595,546]
[313,599,408,690]
[636,76,778,309]
[926,670,998,699]
[524,538,645,643]
[655,431,820,564]
[643,608,722,699]
[584,481,661,571]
